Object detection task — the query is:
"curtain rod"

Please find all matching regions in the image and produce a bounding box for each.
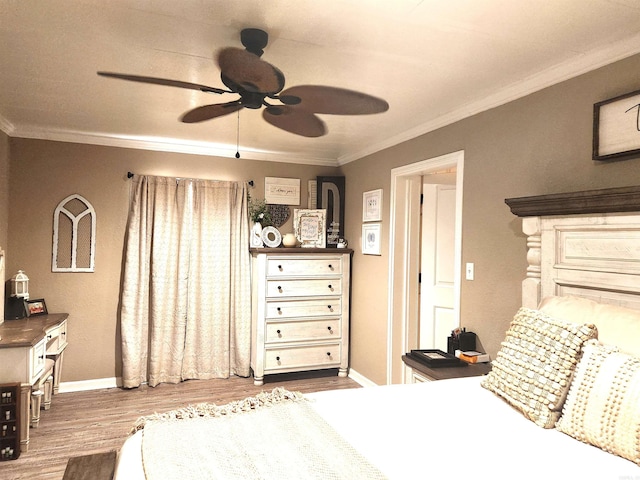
[127,172,253,186]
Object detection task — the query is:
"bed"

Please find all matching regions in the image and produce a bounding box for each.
[113,186,640,479]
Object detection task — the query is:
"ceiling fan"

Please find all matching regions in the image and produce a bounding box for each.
[97,28,389,138]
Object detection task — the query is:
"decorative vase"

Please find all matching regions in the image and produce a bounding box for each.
[251,222,264,247]
[282,233,298,247]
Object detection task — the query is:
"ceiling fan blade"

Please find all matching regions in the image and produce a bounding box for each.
[262,106,326,137]
[180,102,243,123]
[97,72,228,94]
[279,85,389,115]
[217,48,284,94]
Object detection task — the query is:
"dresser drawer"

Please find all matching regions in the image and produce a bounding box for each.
[266,278,342,298]
[45,319,67,355]
[265,319,341,343]
[266,257,342,277]
[266,298,341,318]
[30,338,47,384]
[265,343,342,370]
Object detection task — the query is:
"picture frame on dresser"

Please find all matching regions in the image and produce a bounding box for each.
[293,209,326,248]
[24,299,47,317]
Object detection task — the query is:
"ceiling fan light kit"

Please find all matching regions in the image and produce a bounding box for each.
[97,28,388,138]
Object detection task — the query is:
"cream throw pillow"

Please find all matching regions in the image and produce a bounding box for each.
[481,307,597,428]
[539,295,640,358]
[556,340,640,466]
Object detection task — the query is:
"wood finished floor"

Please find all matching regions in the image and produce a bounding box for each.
[2,370,360,480]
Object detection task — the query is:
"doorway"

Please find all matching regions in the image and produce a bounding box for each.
[387,150,464,384]
[419,175,457,352]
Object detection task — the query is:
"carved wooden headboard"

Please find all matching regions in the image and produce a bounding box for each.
[506,186,640,311]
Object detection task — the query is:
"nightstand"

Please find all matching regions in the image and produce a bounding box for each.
[402,354,491,383]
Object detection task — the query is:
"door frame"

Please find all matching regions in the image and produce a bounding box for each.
[386,150,464,384]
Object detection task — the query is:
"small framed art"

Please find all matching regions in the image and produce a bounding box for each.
[362,223,381,255]
[25,298,48,317]
[408,349,463,368]
[593,88,640,160]
[265,177,301,205]
[362,189,383,222]
[294,209,326,248]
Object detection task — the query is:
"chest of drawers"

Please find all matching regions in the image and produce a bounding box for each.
[250,248,352,385]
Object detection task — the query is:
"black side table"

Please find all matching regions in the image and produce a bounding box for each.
[402,354,491,382]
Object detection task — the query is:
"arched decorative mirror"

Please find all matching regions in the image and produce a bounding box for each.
[52,194,96,272]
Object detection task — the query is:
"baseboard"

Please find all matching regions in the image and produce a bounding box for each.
[59,377,122,393]
[60,371,377,393]
[347,369,378,387]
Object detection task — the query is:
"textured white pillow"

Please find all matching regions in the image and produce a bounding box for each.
[539,296,640,357]
[481,307,597,428]
[556,340,640,466]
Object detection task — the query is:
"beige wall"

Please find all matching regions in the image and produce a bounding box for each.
[0,130,8,255]
[4,53,640,387]
[340,53,640,384]
[6,140,338,382]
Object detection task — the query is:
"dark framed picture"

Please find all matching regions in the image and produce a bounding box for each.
[593,88,640,161]
[408,349,463,368]
[24,298,48,317]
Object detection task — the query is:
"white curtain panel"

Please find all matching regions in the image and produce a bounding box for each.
[120,175,251,388]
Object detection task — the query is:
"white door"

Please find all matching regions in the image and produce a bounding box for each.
[419,180,457,352]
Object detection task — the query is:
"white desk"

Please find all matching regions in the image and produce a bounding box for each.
[0,314,69,452]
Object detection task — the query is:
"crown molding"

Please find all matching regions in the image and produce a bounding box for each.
[0,114,15,136]
[338,32,640,165]
[11,127,339,167]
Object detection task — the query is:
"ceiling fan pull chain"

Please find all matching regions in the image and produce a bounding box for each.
[235,109,241,159]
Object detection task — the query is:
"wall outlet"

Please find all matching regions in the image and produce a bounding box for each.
[465,262,474,280]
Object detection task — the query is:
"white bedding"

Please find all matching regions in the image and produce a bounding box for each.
[114,376,639,480]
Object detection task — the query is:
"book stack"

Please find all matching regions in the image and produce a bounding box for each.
[456,350,491,364]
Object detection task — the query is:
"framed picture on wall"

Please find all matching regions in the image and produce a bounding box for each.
[362,223,381,255]
[593,88,640,160]
[362,189,383,222]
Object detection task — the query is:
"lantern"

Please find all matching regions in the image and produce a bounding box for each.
[10,270,29,300]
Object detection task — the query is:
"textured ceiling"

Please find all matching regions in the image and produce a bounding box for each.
[1,0,640,165]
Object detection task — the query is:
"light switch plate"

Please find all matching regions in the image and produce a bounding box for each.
[465,262,474,280]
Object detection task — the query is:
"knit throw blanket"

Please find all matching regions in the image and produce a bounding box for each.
[137,388,387,480]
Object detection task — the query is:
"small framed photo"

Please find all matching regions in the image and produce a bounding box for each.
[408,349,463,368]
[293,209,326,248]
[25,298,48,317]
[362,189,383,222]
[362,223,381,255]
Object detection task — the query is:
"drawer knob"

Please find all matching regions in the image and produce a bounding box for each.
[276,329,282,337]
[278,265,283,271]
[277,285,282,292]
[47,334,52,340]
[277,307,282,314]
[326,352,331,357]
[327,305,333,311]
[328,264,333,270]
[327,326,333,332]
[276,356,281,362]
[327,284,333,290]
